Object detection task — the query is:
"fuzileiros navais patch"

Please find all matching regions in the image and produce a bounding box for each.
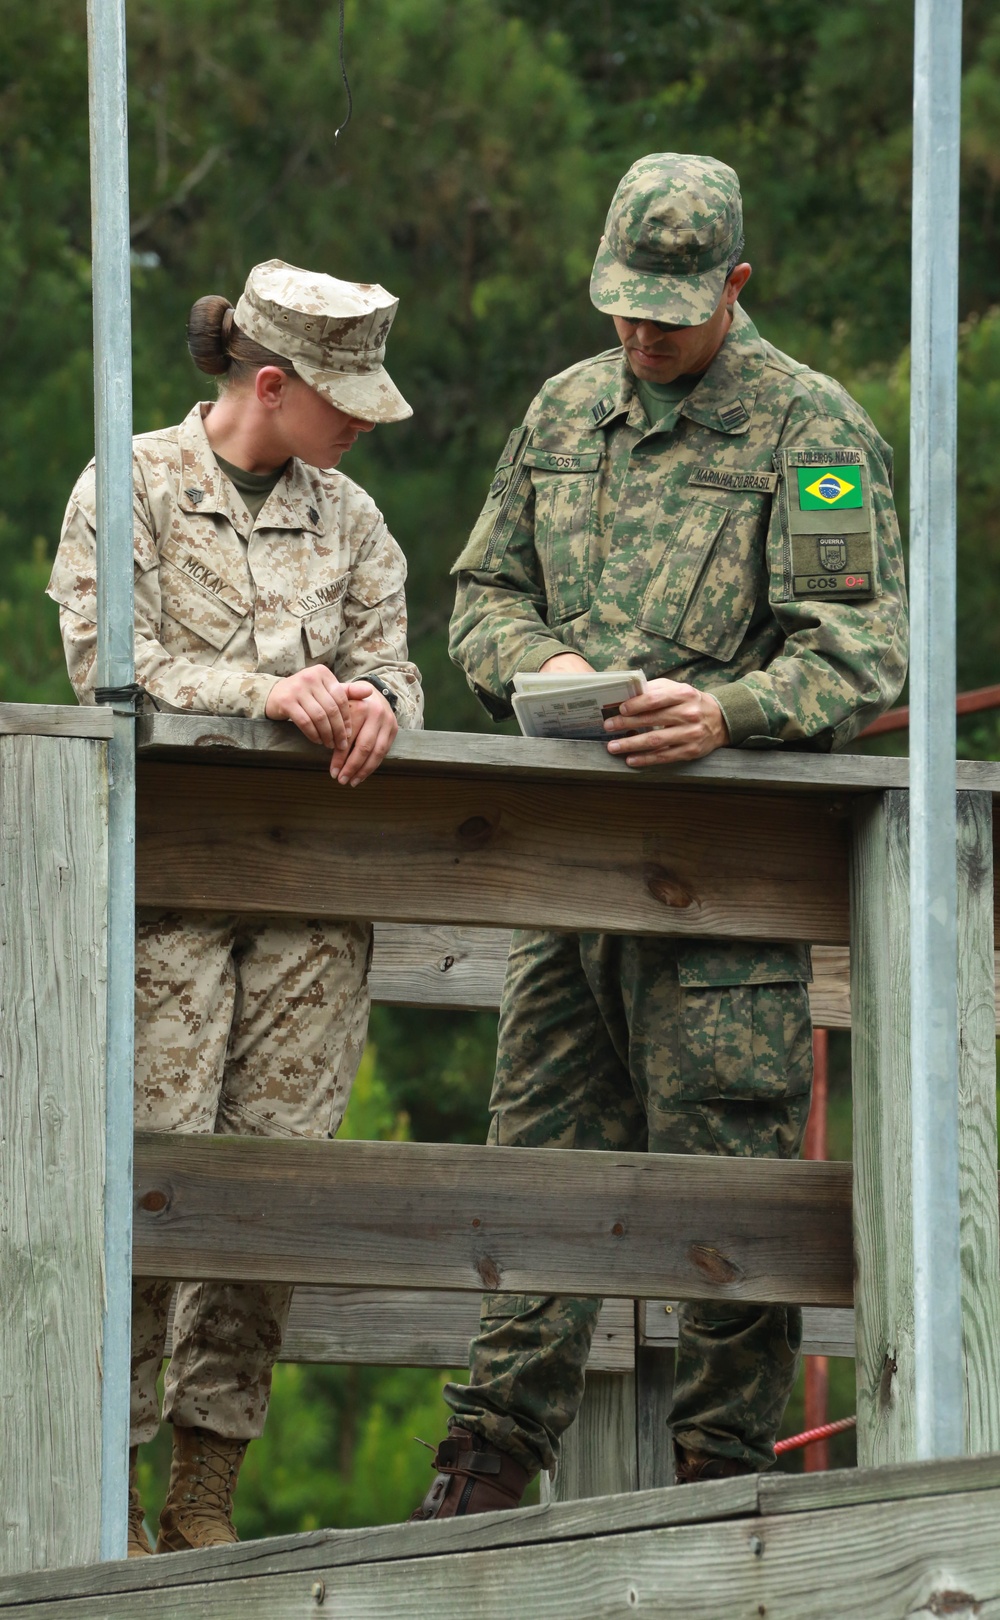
[775,447,877,602]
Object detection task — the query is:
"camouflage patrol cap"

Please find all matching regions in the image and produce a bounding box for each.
[590,153,743,326]
[235,259,412,423]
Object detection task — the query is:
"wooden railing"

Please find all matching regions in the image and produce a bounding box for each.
[4,705,1000,1570]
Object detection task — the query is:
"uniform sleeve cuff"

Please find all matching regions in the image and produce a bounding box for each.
[712,682,772,747]
[512,640,575,676]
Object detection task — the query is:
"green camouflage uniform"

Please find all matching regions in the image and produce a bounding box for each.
[443,154,907,1476]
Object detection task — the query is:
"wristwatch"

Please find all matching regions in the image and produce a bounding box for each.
[358,673,399,713]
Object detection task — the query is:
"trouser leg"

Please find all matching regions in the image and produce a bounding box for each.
[164,915,372,1439]
[446,932,813,1476]
[131,910,239,1446]
[614,936,813,1470]
[443,929,645,1474]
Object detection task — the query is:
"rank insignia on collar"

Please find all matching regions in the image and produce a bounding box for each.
[591,394,616,425]
[718,401,749,430]
[185,487,204,505]
[819,537,848,571]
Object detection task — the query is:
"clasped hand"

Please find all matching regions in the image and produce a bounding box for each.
[264,665,398,785]
[603,677,729,765]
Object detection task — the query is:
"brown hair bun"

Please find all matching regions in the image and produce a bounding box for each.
[187,295,234,375]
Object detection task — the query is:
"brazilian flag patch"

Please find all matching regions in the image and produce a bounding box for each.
[796,465,864,510]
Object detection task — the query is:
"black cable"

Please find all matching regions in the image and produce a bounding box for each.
[333,0,352,140]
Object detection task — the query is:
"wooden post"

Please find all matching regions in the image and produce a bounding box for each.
[541,1372,638,1504]
[954,791,1000,1451]
[635,1343,676,1490]
[0,734,109,1574]
[851,789,1000,1466]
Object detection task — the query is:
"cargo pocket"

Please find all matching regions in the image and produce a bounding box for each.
[637,495,765,660]
[528,451,602,624]
[679,980,812,1104]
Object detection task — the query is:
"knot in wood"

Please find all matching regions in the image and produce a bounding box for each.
[138,1189,168,1214]
[688,1243,744,1285]
[476,1254,502,1290]
[925,1592,982,1618]
[611,1221,626,1238]
[643,863,695,909]
[438,954,456,973]
[456,814,495,849]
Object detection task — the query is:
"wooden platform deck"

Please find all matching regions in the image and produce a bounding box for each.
[2,1455,998,1618]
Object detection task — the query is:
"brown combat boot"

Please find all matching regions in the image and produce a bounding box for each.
[674,1442,756,1484]
[128,1446,153,1557]
[410,1427,531,1520]
[155,1426,248,1552]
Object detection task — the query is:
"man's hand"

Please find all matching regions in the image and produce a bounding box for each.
[329,681,398,786]
[265,666,352,754]
[603,678,729,766]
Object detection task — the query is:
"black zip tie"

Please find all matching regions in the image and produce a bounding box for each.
[333,0,352,141]
[95,682,145,711]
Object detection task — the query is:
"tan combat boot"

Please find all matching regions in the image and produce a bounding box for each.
[155,1426,248,1552]
[128,1446,154,1557]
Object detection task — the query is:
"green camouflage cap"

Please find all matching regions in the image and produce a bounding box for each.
[590,153,743,326]
[235,259,412,424]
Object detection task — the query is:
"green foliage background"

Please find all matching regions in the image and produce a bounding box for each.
[5,0,1000,1529]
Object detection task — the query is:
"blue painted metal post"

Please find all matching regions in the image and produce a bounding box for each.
[86,0,136,1559]
[909,0,964,1459]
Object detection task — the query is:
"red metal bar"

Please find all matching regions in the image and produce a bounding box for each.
[803,1029,830,1470]
[859,681,1000,738]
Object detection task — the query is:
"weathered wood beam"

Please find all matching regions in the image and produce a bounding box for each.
[165,1288,636,1374]
[0,735,108,1576]
[639,1299,857,1359]
[133,1133,853,1306]
[850,791,1000,1467]
[4,1456,1000,1609]
[136,760,855,941]
[4,1481,1000,1617]
[135,712,1000,796]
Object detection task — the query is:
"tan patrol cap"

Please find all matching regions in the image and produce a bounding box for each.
[235,259,412,424]
[590,153,743,327]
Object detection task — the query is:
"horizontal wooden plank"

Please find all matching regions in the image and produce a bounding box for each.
[639,1299,857,1359]
[164,1288,636,1373]
[5,1457,999,1605]
[371,925,862,1028]
[133,1134,854,1307]
[0,702,113,740]
[5,1485,1000,1617]
[136,714,1000,796]
[370,923,512,1010]
[136,761,855,942]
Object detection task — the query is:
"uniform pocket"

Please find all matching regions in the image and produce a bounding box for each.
[637,495,764,660]
[530,458,600,624]
[302,604,342,661]
[159,557,248,651]
[679,981,812,1103]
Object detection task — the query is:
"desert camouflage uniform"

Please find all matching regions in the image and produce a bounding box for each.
[444,306,907,1473]
[48,401,423,1443]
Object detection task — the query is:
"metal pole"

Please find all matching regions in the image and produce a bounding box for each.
[909,0,964,1459]
[86,0,136,1559]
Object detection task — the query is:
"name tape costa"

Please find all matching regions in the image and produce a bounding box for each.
[793,572,872,596]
